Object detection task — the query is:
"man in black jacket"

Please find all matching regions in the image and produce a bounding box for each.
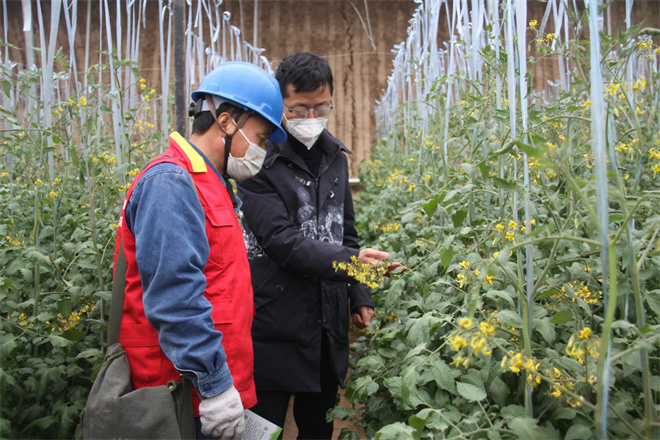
[237,52,391,439]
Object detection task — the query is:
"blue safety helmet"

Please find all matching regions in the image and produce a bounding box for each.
[191,62,287,143]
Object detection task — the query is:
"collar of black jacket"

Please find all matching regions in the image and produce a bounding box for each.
[263,129,351,170]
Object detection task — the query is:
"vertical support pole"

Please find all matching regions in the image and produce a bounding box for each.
[253,0,259,48]
[174,0,186,136]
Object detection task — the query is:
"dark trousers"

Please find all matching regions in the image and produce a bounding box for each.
[250,336,339,440]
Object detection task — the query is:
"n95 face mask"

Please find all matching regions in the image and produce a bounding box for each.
[285,115,329,149]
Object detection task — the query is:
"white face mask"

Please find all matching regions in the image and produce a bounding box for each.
[284,115,329,149]
[224,127,266,181]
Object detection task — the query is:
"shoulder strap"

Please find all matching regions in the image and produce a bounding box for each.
[107,237,126,347]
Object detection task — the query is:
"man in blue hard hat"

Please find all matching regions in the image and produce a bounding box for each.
[238,52,396,439]
[113,61,286,440]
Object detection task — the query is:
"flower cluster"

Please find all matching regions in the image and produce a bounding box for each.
[447,317,497,368]
[386,169,408,185]
[566,329,600,365]
[555,282,601,305]
[333,255,387,289]
[55,303,95,332]
[500,351,541,387]
[374,221,400,233]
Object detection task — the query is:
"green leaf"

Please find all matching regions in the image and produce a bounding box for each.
[496,310,523,328]
[401,367,419,406]
[565,422,593,439]
[552,407,577,420]
[422,197,438,217]
[409,408,434,440]
[431,358,456,394]
[58,298,72,318]
[514,140,543,158]
[406,314,441,346]
[76,349,103,360]
[48,335,73,349]
[485,290,516,308]
[460,163,477,178]
[488,376,509,407]
[383,376,402,399]
[492,176,517,191]
[466,285,480,317]
[533,317,556,344]
[452,210,467,228]
[440,247,454,269]
[509,417,540,438]
[376,422,416,439]
[478,162,490,180]
[550,310,574,325]
[0,338,17,358]
[456,382,486,401]
[1,79,11,98]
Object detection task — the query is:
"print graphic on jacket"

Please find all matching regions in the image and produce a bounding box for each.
[242,186,345,260]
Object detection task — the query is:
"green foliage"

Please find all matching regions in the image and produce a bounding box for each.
[0,54,165,438]
[334,17,660,440]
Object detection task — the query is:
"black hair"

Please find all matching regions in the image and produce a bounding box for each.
[275,52,334,98]
[191,100,246,136]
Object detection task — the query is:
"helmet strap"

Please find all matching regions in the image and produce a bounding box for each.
[204,95,251,178]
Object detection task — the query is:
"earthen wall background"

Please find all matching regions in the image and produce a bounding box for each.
[2,0,658,177]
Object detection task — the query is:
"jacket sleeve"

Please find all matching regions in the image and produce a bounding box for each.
[239,171,361,282]
[340,169,374,312]
[125,164,233,398]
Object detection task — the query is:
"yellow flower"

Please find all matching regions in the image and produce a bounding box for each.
[652,164,660,177]
[550,387,562,398]
[479,321,495,335]
[459,318,472,329]
[482,275,494,286]
[636,107,644,115]
[567,397,584,408]
[529,20,537,30]
[34,179,42,185]
[459,260,471,270]
[577,327,592,339]
[449,335,468,351]
[605,81,621,95]
[508,220,517,230]
[496,223,504,232]
[582,100,591,109]
[633,78,646,92]
[505,231,515,242]
[509,352,523,373]
[492,252,500,258]
[470,336,490,356]
[545,33,555,42]
[49,191,58,198]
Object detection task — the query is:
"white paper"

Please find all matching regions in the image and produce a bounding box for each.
[242,409,282,440]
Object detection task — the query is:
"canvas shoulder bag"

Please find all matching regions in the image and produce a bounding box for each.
[82,237,195,439]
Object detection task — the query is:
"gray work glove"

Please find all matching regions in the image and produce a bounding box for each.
[199,385,245,439]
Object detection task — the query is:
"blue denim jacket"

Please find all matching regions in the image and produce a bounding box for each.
[124,145,238,398]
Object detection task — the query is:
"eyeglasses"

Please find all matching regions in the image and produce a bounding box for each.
[283,103,334,119]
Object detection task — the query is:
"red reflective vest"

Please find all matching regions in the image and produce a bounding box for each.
[113,132,257,414]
